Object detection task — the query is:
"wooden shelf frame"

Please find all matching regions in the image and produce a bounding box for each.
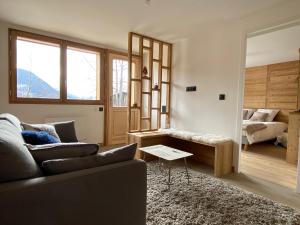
[128,32,172,132]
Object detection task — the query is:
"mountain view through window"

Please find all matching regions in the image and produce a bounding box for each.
[16,38,100,100]
[17,39,60,99]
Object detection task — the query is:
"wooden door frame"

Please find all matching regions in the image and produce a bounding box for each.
[104,50,128,146]
[297,49,300,193]
[237,21,300,193]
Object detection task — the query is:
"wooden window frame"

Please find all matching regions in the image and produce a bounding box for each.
[9,29,105,105]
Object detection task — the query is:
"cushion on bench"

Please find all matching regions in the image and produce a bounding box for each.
[160,128,231,145]
[159,128,196,141]
[191,134,231,145]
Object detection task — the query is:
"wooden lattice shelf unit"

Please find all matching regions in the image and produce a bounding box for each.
[128,32,172,132]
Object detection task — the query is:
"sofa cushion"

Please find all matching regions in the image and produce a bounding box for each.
[22,122,61,142]
[22,131,60,145]
[0,120,42,182]
[42,143,137,174]
[26,143,99,164]
[50,121,78,143]
[0,113,23,131]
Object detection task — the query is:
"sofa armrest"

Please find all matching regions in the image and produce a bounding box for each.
[0,160,147,225]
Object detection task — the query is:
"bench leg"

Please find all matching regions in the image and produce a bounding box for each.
[214,148,223,177]
[143,152,146,161]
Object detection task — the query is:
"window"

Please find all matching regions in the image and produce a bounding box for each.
[9,29,104,104]
[67,47,100,100]
[16,38,60,99]
[112,59,128,107]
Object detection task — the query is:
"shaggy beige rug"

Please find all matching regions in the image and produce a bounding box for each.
[146,162,300,225]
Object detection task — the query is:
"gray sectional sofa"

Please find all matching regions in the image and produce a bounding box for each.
[0,114,147,225]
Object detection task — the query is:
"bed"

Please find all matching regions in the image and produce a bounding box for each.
[242,108,288,150]
[242,120,288,146]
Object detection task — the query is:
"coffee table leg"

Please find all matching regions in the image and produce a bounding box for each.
[158,158,163,173]
[184,158,190,184]
[168,161,172,190]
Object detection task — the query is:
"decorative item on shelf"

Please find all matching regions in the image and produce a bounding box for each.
[153,83,159,90]
[132,102,138,108]
[142,66,148,76]
[161,105,167,113]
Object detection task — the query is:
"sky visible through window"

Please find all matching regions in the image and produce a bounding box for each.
[67,48,98,100]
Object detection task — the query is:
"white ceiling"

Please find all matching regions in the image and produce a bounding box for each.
[0,0,286,50]
[246,24,300,67]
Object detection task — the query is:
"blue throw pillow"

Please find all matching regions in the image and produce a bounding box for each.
[22,130,60,145]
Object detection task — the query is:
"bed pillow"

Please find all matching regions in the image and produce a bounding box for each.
[22,131,60,145]
[244,109,256,120]
[257,109,280,122]
[26,143,99,164]
[22,123,61,142]
[243,109,248,120]
[249,112,268,122]
[42,143,137,175]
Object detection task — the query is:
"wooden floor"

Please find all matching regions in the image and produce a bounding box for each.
[240,143,297,189]
[188,158,300,212]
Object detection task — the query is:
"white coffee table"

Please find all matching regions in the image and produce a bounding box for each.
[139,144,193,190]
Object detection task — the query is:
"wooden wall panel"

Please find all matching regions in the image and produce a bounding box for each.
[266,61,299,110]
[244,66,268,108]
[244,60,300,122]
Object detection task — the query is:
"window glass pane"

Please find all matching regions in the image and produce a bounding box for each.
[16,38,60,99]
[112,59,128,107]
[67,47,100,100]
[162,44,169,67]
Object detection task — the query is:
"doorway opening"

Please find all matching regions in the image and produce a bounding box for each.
[240,24,300,190]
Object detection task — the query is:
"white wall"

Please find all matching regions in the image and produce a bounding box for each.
[0,21,105,144]
[171,0,300,169]
[246,24,300,67]
[1,0,300,157]
[171,22,243,136]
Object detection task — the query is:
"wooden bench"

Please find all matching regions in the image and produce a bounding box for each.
[128,130,233,177]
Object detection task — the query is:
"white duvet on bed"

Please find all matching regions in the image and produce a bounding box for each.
[242,120,288,145]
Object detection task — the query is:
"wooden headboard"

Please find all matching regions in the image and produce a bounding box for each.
[274,110,292,123]
[244,60,300,123]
